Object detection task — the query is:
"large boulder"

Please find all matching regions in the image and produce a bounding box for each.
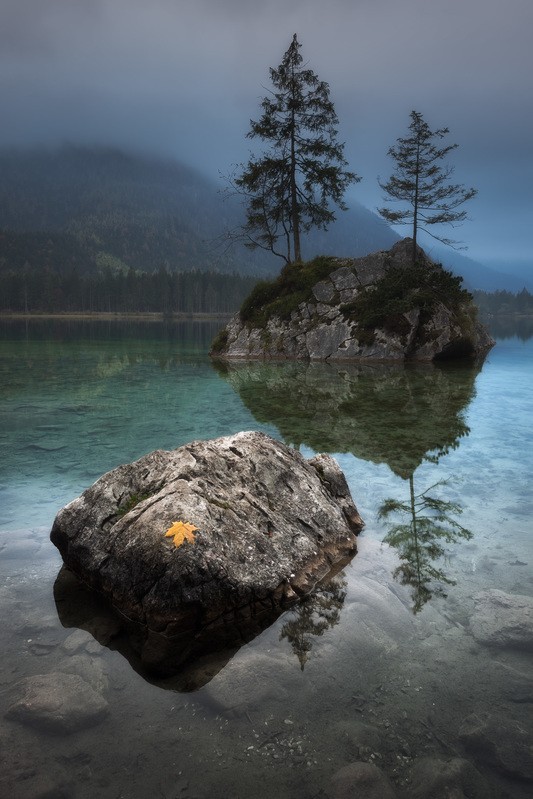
[211,239,494,362]
[50,431,363,674]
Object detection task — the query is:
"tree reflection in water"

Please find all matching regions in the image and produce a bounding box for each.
[216,357,485,615]
[378,477,472,613]
[279,574,347,669]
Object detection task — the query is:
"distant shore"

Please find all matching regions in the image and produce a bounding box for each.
[0,311,233,322]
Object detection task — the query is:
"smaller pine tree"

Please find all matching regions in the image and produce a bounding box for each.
[378,110,477,264]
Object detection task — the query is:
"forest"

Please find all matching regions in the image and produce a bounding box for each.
[0,266,258,315]
[1,262,531,317]
[0,147,530,315]
[471,288,533,316]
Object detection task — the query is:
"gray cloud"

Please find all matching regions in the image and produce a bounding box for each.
[0,0,531,268]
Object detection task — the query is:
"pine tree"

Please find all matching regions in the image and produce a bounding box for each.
[378,110,477,264]
[234,34,359,264]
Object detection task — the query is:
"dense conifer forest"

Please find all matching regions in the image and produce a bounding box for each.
[0,266,257,314]
[471,288,533,316]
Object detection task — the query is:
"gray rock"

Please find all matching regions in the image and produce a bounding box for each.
[58,654,109,693]
[329,761,397,799]
[312,279,336,302]
[0,773,72,799]
[470,589,533,650]
[212,240,494,362]
[330,266,360,291]
[493,661,533,703]
[459,712,533,781]
[409,756,494,799]
[50,431,363,673]
[61,629,96,654]
[6,673,108,734]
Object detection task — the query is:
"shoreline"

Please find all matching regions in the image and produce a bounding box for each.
[0,311,233,322]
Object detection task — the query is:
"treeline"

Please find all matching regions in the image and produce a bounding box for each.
[0,267,259,314]
[472,288,533,315]
[2,263,532,317]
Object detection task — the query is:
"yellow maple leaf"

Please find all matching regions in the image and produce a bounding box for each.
[164,520,198,548]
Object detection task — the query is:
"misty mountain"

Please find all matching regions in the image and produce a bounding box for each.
[0,146,398,279]
[425,245,532,292]
[0,146,250,275]
[0,146,528,292]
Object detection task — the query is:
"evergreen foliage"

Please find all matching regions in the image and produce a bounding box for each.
[378,111,477,262]
[233,34,358,264]
[239,255,337,327]
[341,259,473,340]
[0,266,257,314]
[472,287,533,315]
[0,147,270,277]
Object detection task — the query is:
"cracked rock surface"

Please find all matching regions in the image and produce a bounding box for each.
[213,239,494,362]
[51,431,363,673]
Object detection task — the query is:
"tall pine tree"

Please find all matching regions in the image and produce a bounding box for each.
[234,34,358,264]
[378,110,477,264]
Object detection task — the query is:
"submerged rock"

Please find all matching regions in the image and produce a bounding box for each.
[212,239,494,362]
[50,431,363,674]
[469,589,533,650]
[329,761,397,799]
[459,712,533,781]
[6,672,108,734]
[408,756,494,799]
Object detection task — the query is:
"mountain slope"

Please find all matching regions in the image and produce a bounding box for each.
[0,146,527,291]
[425,245,533,292]
[0,146,398,277]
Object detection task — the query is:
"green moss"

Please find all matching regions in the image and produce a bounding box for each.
[341,260,472,342]
[354,326,376,346]
[210,328,229,354]
[117,492,154,518]
[239,256,338,328]
[207,496,231,510]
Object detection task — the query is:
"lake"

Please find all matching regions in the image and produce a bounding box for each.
[0,317,531,799]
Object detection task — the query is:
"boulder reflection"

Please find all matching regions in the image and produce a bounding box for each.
[54,565,284,690]
[53,563,347,689]
[216,359,483,611]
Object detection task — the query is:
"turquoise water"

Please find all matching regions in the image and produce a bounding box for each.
[0,318,531,798]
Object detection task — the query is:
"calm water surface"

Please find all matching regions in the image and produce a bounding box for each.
[0,318,531,798]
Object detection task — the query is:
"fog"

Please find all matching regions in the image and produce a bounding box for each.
[1,0,531,271]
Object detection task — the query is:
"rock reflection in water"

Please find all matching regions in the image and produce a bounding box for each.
[53,564,349,689]
[54,566,274,690]
[216,358,484,609]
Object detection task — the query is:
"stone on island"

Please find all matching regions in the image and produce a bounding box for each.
[211,239,494,362]
[50,431,363,674]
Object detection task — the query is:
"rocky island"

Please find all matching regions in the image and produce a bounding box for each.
[50,431,363,674]
[211,239,494,361]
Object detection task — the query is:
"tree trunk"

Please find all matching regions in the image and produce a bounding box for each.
[412,138,420,265]
[289,68,301,263]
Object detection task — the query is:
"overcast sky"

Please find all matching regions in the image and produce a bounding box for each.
[1,0,531,270]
